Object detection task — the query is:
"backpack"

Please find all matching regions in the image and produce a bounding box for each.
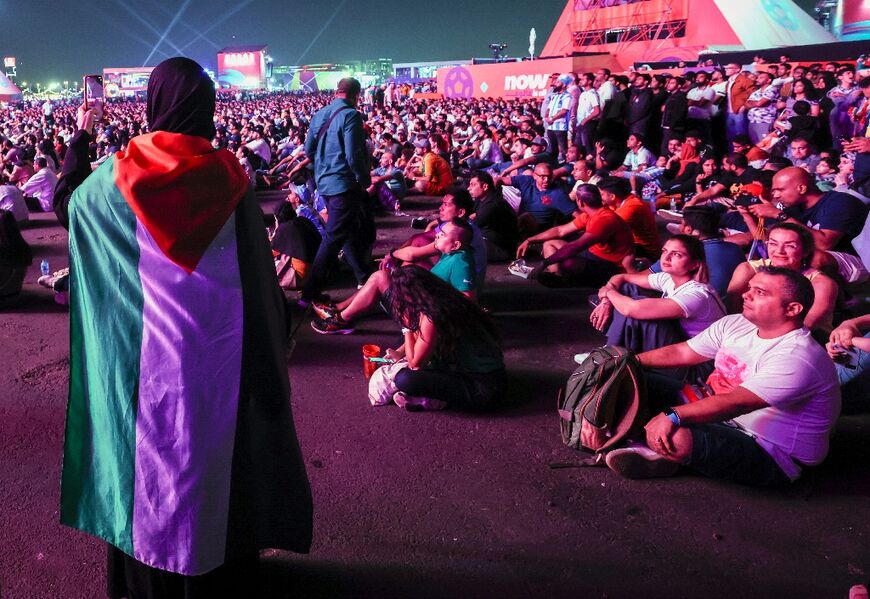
[557,345,647,453]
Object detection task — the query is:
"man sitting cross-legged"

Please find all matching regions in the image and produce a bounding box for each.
[517,184,634,287]
[384,188,487,286]
[310,219,477,335]
[605,267,841,487]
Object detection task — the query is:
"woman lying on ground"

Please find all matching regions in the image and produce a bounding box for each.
[588,234,725,356]
[376,265,506,412]
[726,222,838,335]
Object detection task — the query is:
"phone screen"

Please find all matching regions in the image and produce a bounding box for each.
[84,75,104,104]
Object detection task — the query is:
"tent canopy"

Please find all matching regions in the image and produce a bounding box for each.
[0,73,23,102]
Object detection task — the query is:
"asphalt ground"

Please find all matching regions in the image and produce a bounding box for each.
[1,192,869,598]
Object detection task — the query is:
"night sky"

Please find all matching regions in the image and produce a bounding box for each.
[0,0,565,81]
[0,0,819,83]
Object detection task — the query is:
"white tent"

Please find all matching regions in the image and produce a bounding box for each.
[711,0,837,49]
[0,73,23,102]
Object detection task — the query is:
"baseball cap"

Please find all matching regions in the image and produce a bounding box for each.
[413,139,431,150]
[531,136,547,147]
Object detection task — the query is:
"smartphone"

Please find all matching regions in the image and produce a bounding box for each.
[82,74,104,109]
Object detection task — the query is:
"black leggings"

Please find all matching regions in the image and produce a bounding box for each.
[394,367,506,411]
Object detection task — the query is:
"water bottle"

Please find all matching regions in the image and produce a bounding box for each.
[670,196,677,212]
[40,259,50,276]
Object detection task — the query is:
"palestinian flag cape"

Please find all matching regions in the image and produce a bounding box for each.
[60,131,312,575]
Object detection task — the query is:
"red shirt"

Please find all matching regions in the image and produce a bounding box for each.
[573,208,634,264]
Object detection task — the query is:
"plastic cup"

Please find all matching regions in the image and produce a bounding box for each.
[362,344,382,379]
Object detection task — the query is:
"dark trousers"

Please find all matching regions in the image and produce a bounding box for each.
[302,189,371,298]
[547,129,569,161]
[686,118,712,145]
[394,367,506,411]
[573,120,599,156]
[24,196,43,212]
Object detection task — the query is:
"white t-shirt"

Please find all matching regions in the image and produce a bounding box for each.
[597,80,615,109]
[687,314,841,479]
[687,85,716,120]
[623,147,656,171]
[0,184,28,223]
[245,138,271,164]
[576,89,600,124]
[647,272,725,337]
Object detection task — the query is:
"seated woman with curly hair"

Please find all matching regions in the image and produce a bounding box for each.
[380,265,506,412]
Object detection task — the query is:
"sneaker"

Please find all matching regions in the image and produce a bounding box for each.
[310,314,355,335]
[657,209,683,221]
[296,292,330,309]
[573,352,591,364]
[311,301,339,320]
[392,391,447,412]
[605,445,680,479]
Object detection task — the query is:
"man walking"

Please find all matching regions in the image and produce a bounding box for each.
[301,77,372,305]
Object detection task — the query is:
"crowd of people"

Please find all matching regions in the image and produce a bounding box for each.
[2,55,870,497]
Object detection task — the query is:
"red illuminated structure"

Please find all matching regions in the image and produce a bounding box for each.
[217,45,268,90]
[541,0,837,68]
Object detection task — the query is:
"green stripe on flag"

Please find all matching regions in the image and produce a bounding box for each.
[61,159,142,555]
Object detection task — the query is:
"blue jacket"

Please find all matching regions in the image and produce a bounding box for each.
[304,99,371,196]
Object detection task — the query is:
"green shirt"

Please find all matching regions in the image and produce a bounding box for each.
[431,249,476,292]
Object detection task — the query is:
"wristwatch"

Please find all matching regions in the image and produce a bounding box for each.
[776,211,789,222]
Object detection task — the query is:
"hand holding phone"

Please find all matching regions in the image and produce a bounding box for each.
[82,74,104,109]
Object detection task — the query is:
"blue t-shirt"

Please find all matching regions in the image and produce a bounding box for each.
[512,175,575,228]
[372,166,407,198]
[794,191,869,254]
[650,238,745,300]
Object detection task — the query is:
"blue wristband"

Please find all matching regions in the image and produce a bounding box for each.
[665,408,681,427]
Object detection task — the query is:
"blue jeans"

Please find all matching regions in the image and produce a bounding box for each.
[836,332,870,406]
[725,111,747,144]
[302,189,371,298]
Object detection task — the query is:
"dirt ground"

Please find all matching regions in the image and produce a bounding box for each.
[1,195,869,599]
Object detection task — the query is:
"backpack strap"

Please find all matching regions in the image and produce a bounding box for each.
[313,105,353,153]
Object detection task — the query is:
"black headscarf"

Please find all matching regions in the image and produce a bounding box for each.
[147,57,216,140]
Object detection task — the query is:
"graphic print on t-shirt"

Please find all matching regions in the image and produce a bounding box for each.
[706,349,749,395]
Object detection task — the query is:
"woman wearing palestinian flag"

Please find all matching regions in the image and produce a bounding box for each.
[56,57,312,596]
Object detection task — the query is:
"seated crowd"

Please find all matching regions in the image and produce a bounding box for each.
[2,55,870,489]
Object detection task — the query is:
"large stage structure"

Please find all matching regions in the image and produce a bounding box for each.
[217,45,269,90]
[541,0,837,67]
[437,0,854,100]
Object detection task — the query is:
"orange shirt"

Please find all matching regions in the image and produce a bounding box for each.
[615,195,661,259]
[422,152,453,194]
[572,208,634,264]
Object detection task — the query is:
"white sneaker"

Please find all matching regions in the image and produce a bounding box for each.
[573,352,591,364]
[657,209,683,221]
[605,444,680,479]
[392,391,447,412]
